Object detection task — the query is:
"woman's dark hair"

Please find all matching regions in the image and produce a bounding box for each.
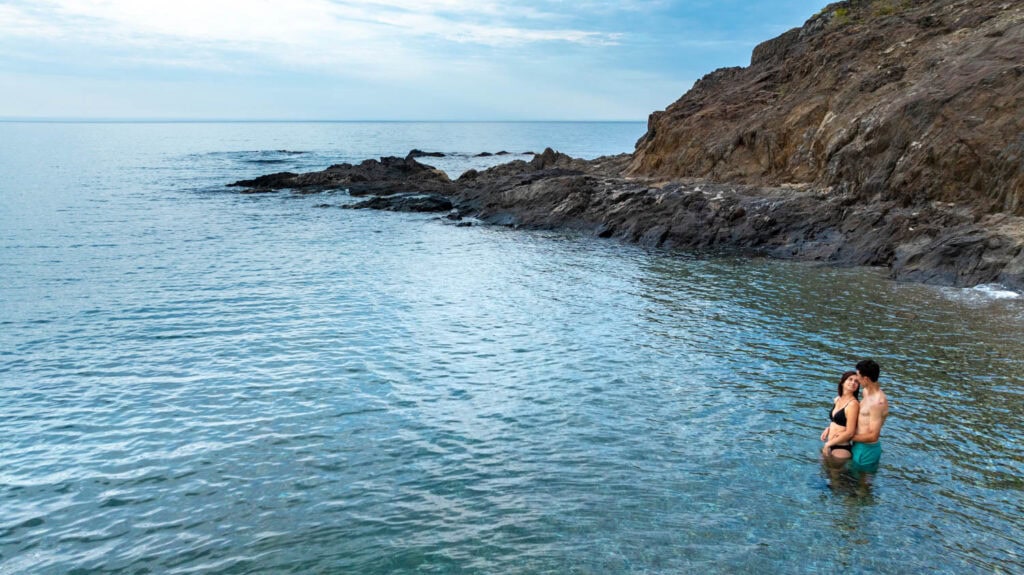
[838,370,860,399]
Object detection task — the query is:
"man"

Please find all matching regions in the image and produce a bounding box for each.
[851,359,889,471]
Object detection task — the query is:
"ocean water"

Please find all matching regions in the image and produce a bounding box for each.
[1,121,1022,574]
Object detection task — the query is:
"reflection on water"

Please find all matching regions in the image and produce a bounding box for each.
[1,122,1022,574]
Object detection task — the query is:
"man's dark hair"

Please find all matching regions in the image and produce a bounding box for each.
[856,359,880,382]
[838,371,860,399]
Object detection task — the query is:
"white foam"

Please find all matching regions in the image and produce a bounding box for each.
[970,283,1021,300]
[937,283,1021,306]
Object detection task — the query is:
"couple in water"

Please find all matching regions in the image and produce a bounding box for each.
[820,359,889,471]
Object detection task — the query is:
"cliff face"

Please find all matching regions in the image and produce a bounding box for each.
[629,0,1024,216]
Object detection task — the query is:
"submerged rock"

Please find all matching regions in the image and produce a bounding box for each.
[406,149,445,159]
[343,194,453,213]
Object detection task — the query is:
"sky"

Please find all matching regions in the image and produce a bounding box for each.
[0,0,825,121]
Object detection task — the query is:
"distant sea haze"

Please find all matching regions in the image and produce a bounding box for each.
[1,121,1022,574]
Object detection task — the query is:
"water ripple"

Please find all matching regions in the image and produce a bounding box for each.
[2,122,1023,574]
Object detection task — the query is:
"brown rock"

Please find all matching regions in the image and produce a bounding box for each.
[226,3,1024,292]
[628,0,1024,216]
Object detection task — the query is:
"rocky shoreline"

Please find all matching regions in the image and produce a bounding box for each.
[229,148,1024,291]
[228,0,1024,292]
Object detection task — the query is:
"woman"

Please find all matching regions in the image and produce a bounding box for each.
[820,370,860,459]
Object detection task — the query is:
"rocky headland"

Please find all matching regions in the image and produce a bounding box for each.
[229,0,1024,291]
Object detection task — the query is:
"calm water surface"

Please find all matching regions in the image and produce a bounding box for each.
[1,122,1022,574]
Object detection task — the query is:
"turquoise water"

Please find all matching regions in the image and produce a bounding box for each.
[1,122,1022,574]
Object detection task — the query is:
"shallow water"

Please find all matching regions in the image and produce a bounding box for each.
[1,122,1022,574]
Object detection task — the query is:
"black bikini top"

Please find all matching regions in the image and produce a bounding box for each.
[830,400,852,427]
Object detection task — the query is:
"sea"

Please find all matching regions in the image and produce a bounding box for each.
[1,121,1022,574]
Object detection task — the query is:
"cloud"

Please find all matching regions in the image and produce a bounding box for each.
[0,4,67,39]
[0,0,637,94]
[1,1,619,59]
[0,0,813,119]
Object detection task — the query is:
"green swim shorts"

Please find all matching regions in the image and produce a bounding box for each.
[851,441,882,471]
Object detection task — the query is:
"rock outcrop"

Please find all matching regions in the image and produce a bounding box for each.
[227,0,1024,292]
[629,0,1024,216]
[452,149,1024,291]
[229,155,456,196]
[228,146,1024,291]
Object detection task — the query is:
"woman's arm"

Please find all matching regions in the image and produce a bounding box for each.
[823,401,859,448]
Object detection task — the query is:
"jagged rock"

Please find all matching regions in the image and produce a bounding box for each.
[228,156,456,196]
[628,0,1024,216]
[226,3,1024,291]
[231,145,1023,289]
[891,215,1024,288]
[451,151,1024,290]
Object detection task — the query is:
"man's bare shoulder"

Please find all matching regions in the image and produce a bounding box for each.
[861,389,889,408]
[866,388,890,418]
